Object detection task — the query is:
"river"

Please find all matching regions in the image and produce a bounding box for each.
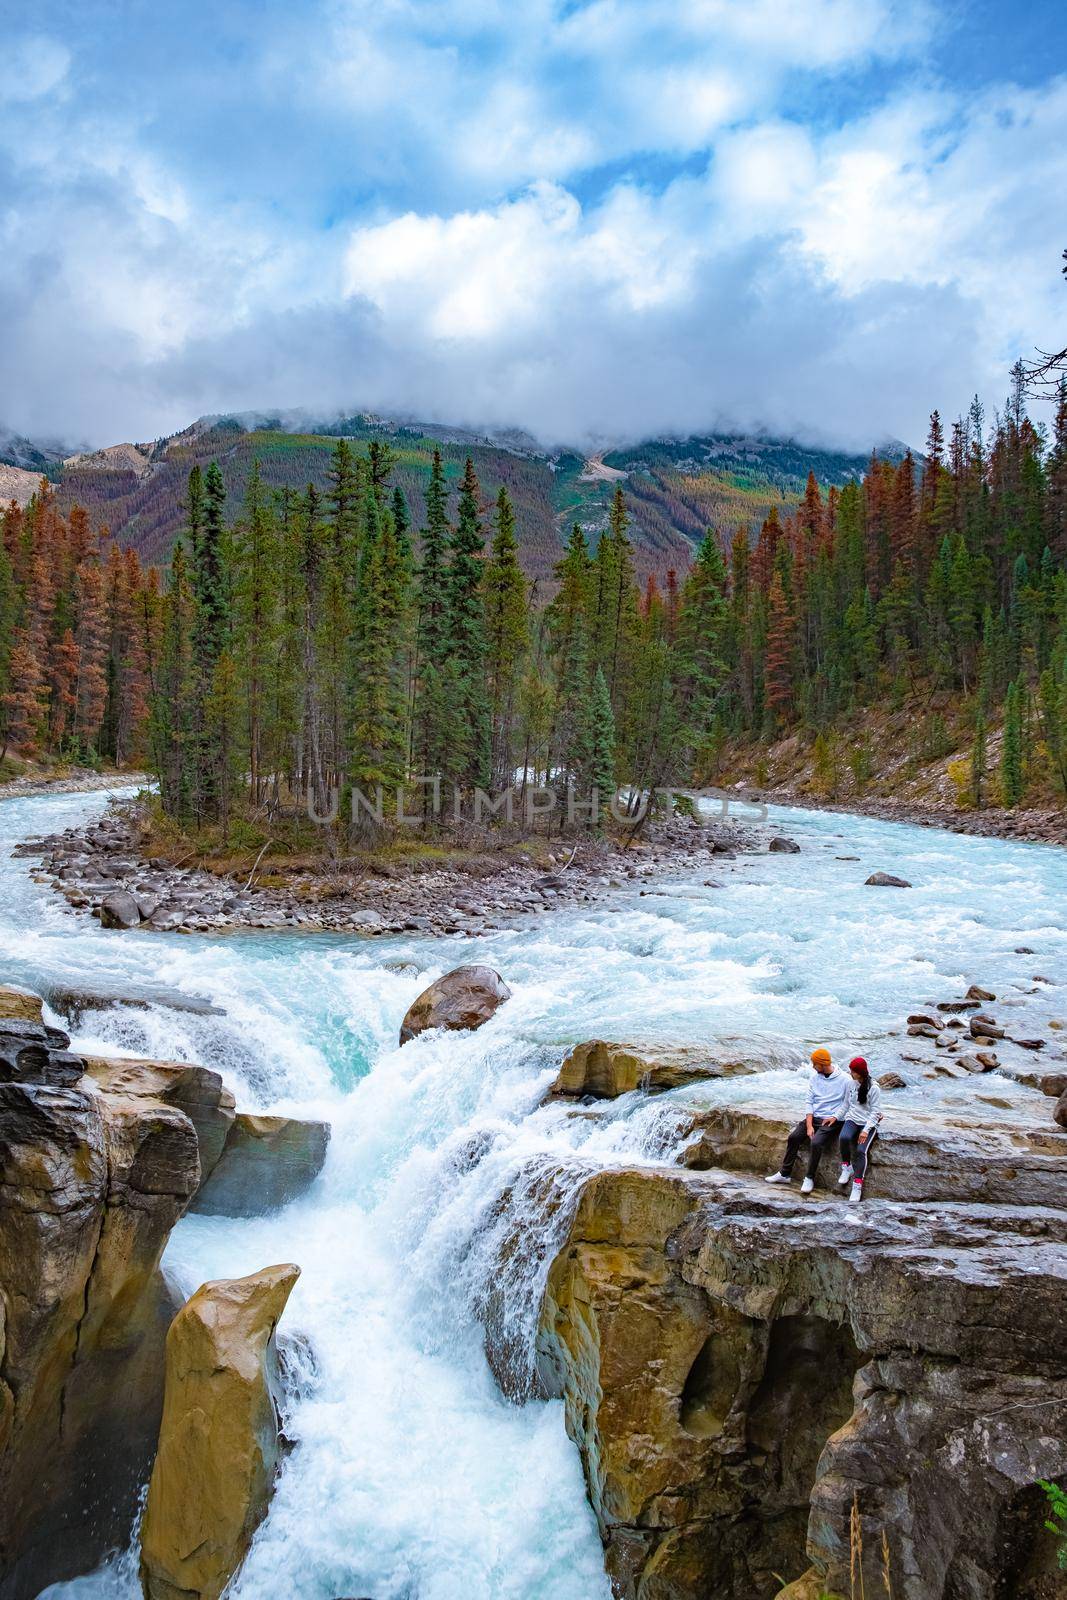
[1,788,1065,1600]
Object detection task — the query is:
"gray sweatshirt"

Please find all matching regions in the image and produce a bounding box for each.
[805,1065,851,1121]
[842,1075,884,1134]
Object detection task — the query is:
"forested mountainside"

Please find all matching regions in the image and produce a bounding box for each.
[2,369,1065,834]
[1,411,896,580]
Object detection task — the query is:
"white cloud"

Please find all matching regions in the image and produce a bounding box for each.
[1,36,70,104]
[0,0,1063,451]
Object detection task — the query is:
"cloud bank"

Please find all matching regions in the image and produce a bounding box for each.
[1,1,1064,450]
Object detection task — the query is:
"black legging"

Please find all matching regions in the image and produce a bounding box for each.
[780,1116,842,1181]
[840,1120,877,1181]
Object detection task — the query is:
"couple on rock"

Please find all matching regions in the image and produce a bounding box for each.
[765,1048,883,1205]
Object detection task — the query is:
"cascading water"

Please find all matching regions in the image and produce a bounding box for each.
[3,788,1065,1599]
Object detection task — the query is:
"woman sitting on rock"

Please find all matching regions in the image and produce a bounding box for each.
[838,1056,883,1206]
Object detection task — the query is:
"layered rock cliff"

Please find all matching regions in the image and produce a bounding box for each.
[0,983,320,1600]
[534,1098,1067,1599]
[0,986,224,1597]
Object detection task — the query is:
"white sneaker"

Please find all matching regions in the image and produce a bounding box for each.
[764,1171,791,1184]
[838,1164,853,1186]
[848,1183,862,1206]
[800,1177,815,1194]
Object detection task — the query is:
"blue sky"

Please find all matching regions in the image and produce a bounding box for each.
[1,0,1065,449]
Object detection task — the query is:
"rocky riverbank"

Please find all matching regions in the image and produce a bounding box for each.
[17,797,759,937]
[754,786,1067,847]
[0,768,150,803]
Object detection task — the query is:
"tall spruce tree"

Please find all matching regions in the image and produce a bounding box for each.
[445,457,491,791]
[483,486,527,789]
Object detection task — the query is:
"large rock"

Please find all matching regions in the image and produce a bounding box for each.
[536,1164,1067,1600]
[190,1113,330,1217]
[865,871,911,887]
[0,986,44,1026]
[668,1100,1067,1207]
[768,836,801,853]
[0,1002,201,1599]
[99,889,142,928]
[399,964,511,1045]
[551,1040,753,1099]
[140,1263,300,1600]
[82,1055,236,1187]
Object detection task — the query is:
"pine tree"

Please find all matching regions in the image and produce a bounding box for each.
[1000,676,1025,806]
[586,665,616,815]
[188,461,232,819]
[483,486,527,790]
[445,456,491,791]
[673,529,728,778]
[413,449,453,793]
[971,708,988,808]
[764,570,794,728]
[347,490,410,815]
[153,541,195,816]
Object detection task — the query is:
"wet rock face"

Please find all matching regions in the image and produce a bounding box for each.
[0,996,201,1600]
[551,1040,756,1098]
[536,1159,1067,1600]
[190,1113,330,1217]
[399,964,511,1045]
[140,1264,300,1600]
[865,871,912,887]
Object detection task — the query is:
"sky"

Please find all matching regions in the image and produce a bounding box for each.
[1,0,1065,453]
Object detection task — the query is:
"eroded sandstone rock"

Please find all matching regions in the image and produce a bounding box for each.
[550,1040,753,1098]
[536,1164,1067,1600]
[140,1263,300,1600]
[399,964,511,1045]
[0,1004,201,1598]
[83,1054,236,1183]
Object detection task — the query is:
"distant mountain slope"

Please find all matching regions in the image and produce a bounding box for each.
[10,411,899,578]
[0,428,68,477]
[0,463,44,508]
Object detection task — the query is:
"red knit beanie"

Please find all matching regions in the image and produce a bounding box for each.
[848,1056,869,1074]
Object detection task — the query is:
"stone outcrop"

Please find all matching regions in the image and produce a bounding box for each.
[0,992,202,1599]
[667,1101,1067,1207]
[550,1040,756,1099]
[83,1054,236,1182]
[190,1113,330,1216]
[536,1160,1067,1600]
[140,1263,300,1600]
[399,964,512,1044]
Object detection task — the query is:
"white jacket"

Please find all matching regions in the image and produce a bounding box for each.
[842,1075,884,1134]
[805,1066,851,1121]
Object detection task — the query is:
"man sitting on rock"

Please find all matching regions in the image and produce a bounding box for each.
[765,1047,851,1194]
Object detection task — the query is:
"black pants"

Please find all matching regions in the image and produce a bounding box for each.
[839,1120,877,1181]
[780,1117,842,1180]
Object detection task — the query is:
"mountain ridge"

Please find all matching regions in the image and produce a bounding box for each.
[2,410,914,578]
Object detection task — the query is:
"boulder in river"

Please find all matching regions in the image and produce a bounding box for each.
[864,871,911,887]
[877,1071,906,1089]
[550,1040,746,1099]
[190,1113,330,1217]
[399,964,511,1045]
[99,889,142,928]
[768,837,801,854]
[140,1263,300,1600]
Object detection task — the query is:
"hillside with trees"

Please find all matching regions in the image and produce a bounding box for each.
[2,368,1065,837]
